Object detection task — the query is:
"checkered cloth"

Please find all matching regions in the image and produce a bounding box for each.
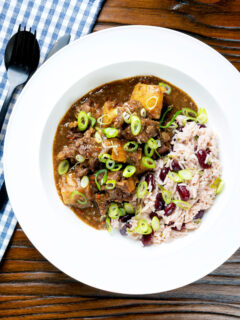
[0,0,104,260]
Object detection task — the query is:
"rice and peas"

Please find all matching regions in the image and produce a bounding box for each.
[110,109,223,246]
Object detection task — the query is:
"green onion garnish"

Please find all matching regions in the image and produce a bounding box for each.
[70,191,87,205]
[181,108,198,118]
[140,108,147,117]
[106,159,115,170]
[118,208,126,217]
[144,144,154,157]
[89,116,96,127]
[95,169,108,191]
[151,216,160,231]
[172,200,191,210]
[210,177,224,194]
[158,185,172,204]
[197,108,208,124]
[123,165,136,178]
[124,141,138,152]
[178,169,193,181]
[108,202,119,219]
[147,138,158,150]
[80,176,89,188]
[122,111,131,124]
[58,160,69,175]
[95,132,102,143]
[98,153,111,163]
[75,154,85,163]
[159,82,171,94]
[78,111,89,131]
[102,127,118,138]
[106,180,116,190]
[167,171,183,183]
[131,115,141,136]
[159,106,172,125]
[160,110,182,129]
[137,181,148,199]
[106,216,112,233]
[135,219,152,235]
[123,202,134,214]
[142,156,156,169]
[135,204,142,219]
[110,163,123,171]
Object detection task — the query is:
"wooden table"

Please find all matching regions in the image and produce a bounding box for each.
[1,1,240,318]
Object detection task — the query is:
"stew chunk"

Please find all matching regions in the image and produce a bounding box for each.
[131,83,164,119]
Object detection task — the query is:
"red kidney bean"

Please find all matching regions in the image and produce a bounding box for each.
[155,193,165,211]
[146,173,156,190]
[159,167,169,182]
[172,223,186,231]
[196,149,212,169]
[194,210,205,220]
[164,203,176,216]
[120,222,132,236]
[141,230,154,246]
[171,159,182,172]
[177,185,190,201]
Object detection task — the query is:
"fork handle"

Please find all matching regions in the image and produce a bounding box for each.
[0,84,16,134]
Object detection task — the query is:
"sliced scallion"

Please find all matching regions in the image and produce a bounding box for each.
[142,156,156,169]
[197,108,208,124]
[106,159,115,170]
[137,181,148,199]
[106,216,112,233]
[152,216,160,231]
[210,177,224,194]
[108,202,119,219]
[89,116,96,127]
[123,165,136,178]
[167,171,183,183]
[78,111,89,131]
[160,110,182,129]
[118,208,126,217]
[135,204,142,219]
[140,108,147,117]
[95,169,108,191]
[122,111,131,124]
[159,82,171,94]
[75,154,85,163]
[124,141,138,152]
[158,185,172,205]
[144,144,154,157]
[106,180,116,190]
[98,153,111,163]
[95,132,102,143]
[172,200,191,210]
[102,127,118,138]
[131,115,141,136]
[70,191,87,205]
[58,160,69,175]
[135,219,152,235]
[147,138,158,150]
[146,95,158,110]
[123,202,134,214]
[110,163,122,171]
[181,108,198,118]
[97,114,112,126]
[80,176,89,188]
[178,169,193,181]
[159,106,172,125]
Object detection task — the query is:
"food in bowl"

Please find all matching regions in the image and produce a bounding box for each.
[53,76,223,246]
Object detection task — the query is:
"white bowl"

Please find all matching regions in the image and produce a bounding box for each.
[4,26,240,294]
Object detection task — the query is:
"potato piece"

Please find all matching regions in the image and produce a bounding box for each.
[131,83,163,119]
[101,101,118,127]
[117,177,136,193]
[59,173,92,209]
[111,139,127,162]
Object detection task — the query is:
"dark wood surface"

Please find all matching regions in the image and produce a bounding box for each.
[1,0,240,318]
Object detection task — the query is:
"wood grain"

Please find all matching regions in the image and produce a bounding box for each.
[1,0,240,319]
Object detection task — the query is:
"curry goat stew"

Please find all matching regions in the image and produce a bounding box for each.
[53,76,197,229]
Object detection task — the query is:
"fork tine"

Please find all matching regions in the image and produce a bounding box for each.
[30,30,37,71]
[18,27,25,65]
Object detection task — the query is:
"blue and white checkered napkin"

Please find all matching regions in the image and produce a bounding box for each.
[0,0,105,260]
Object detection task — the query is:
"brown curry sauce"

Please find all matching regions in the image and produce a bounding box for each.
[53,76,197,229]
